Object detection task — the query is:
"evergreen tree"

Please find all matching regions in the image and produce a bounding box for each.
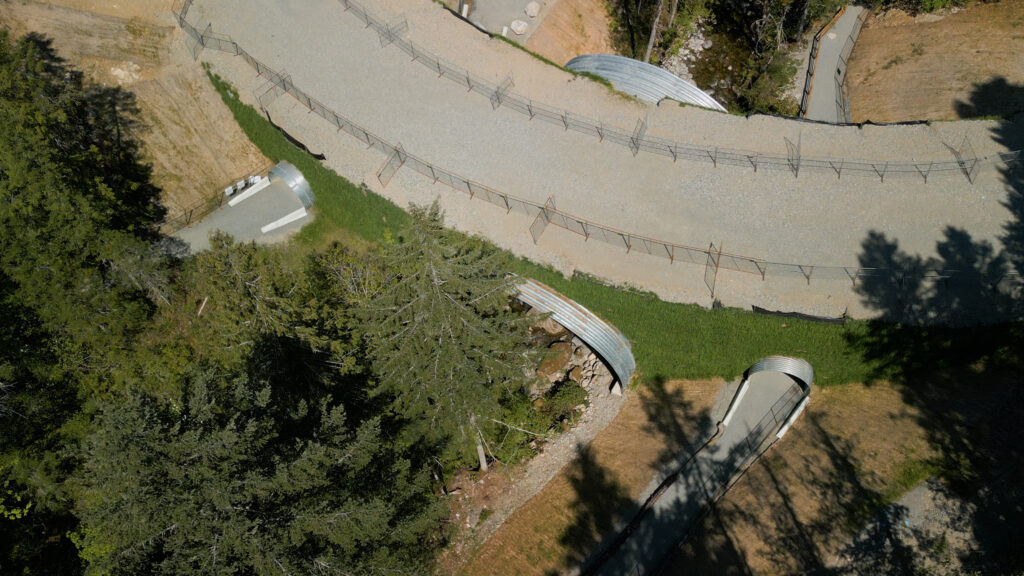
[74,367,442,576]
[74,237,446,575]
[0,32,170,574]
[360,203,536,470]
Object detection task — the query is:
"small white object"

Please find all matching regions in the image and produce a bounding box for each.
[525,1,540,17]
[510,19,528,35]
[224,186,235,197]
[721,379,749,428]
[228,176,271,206]
[236,180,246,191]
[461,4,468,17]
[261,207,307,234]
[248,175,260,186]
[502,26,509,37]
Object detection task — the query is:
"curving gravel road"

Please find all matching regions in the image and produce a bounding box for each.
[185,0,1018,318]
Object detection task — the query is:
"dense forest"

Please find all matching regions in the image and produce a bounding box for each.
[0,31,565,575]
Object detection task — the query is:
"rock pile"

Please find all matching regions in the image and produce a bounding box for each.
[660,23,710,84]
[530,313,616,398]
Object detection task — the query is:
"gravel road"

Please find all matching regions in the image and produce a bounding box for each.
[186,0,1018,319]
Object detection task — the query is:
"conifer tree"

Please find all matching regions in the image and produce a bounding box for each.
[74,367,442,576]
[360,203,536,470]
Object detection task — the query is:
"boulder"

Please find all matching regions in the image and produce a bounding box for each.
[510,19,528,35]
[525,1,541,17]
[536,341,572,386]
[535,316,569,338]
[591,371,614,392]
[569,365,583,382]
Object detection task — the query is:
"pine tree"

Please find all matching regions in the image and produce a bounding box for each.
[360,203,536,470]
[0,32,170,574]
[74,366,442,576]
[74,237,446,575]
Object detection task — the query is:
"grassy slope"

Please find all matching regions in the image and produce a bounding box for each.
[206,68,875,386]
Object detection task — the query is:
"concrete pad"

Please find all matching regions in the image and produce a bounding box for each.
[174,179,311,251]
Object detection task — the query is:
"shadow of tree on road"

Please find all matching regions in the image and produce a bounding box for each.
[846,77,1024,574]
[551,380,722,575]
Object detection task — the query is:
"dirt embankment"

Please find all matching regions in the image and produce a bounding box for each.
[454,379,722,576]
[665,382,943,575]
[0,0,269,218]
[525,0,614,66]
[847,1,1024,122]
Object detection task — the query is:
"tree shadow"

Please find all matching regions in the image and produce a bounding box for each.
[640,376,715,470]
[12,33,166,238]
[954,77,1024,120]
[846,77,1024,573]
[554,443,634,573]
[668,410,926,576]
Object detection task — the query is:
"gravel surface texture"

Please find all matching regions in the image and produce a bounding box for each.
[187,0,1019,319]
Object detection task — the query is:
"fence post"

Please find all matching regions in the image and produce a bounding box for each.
[529,197,555,244]
[785,136,801,178]
[704,243,722,298]
[798,265,813,285]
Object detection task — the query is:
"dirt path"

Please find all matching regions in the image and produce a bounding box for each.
[525,0,614,66]
[453,379,722,576]
[0,0,269,219]
[847,2,1024,122]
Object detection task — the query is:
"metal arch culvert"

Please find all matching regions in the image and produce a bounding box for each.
[565,53,727,111]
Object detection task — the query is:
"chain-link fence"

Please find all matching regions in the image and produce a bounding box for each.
[326,0,1021,183]
[174,1,1023,294]
[160,162,274,234]
[835,9,869,123]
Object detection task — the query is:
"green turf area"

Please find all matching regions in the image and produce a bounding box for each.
[206,68,875,386]
[205,67,409,247]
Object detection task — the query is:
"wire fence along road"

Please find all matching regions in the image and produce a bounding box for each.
[325,0,1020,183]
[835,9,869,124]
[174,0,1023,293]
[161,162,275,233]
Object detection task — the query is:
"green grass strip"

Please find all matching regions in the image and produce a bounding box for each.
[205,67,409,246]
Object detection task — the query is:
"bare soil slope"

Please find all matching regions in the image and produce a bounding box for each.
[0,0,269,220]
[457,379,722,576]
[525,0,614,66]
[847,2,1024,122]
[664,382,941,574]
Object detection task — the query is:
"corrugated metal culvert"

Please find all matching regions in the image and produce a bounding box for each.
[746,356,814,392]
[269,161,315,208]
[515,279,636,386]
[565,53,727,111]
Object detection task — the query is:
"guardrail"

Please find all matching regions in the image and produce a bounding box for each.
[174,1,1023,294]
